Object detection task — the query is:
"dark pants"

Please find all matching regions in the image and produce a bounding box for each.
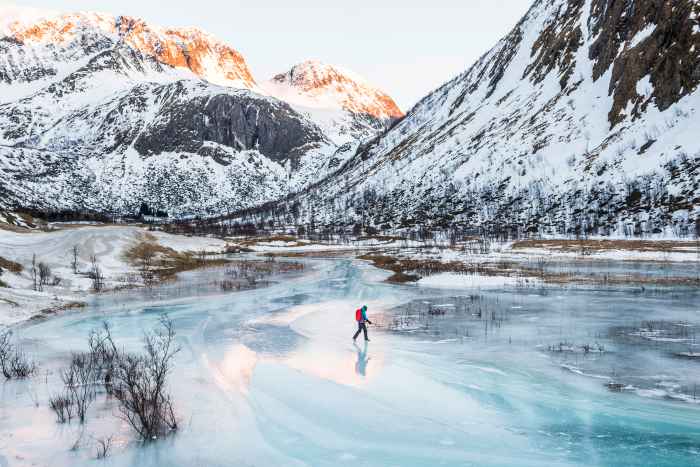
[353,322,368,340]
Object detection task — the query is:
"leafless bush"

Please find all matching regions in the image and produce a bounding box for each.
[113,315,180,441]
[0,331,37,379]
[244,273,258,287]
[61,352,99,423]
[88,322,118,394]
[0,331,11,378]
[31,254,38,291]
[71,245,79,274]
[38,262,52,290]
[10,348,36,377]
[94,435,113,459]
[49,393,74,423]
[219,279,240,291]
[89,255,104,292]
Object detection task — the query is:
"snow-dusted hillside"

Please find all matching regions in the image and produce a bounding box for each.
[257,0,700,237]
[0,8,402,216]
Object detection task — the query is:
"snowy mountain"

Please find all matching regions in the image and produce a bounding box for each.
[254,0,700,237]
[0,8,402,216]
[264,60,403,145]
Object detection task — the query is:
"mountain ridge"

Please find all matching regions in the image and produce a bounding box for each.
[230,0,700,238]
[0,6,403,216]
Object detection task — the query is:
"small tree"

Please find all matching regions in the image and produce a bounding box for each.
[71,245,79,274]
[38,262,51,291]
[89,255,104,292]
[31,254,38,291]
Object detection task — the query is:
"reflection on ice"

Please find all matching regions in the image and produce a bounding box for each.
[208,344,258,395]
[354,341,369,377]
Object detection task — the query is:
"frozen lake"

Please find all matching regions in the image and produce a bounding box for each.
[2,257,700,466]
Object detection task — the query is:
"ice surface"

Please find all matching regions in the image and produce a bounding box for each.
[1,258,700,466]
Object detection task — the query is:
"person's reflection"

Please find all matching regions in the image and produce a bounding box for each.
[354,340,370,377]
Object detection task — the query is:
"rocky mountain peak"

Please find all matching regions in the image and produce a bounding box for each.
[269,59,404,120]
[4,9,257,88]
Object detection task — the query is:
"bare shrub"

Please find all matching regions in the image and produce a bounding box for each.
[61,353,99,423]
[0,331,11,379]
[38,262,51,290]
[10,348,36,377]
[31,254,38,291]
[0,331,37,379]
[88,322,118,394]
[49,393,74,423]
[89,255,104,292]
[113,315,180,441]
[94,435,113,459]
[71,245,79,274]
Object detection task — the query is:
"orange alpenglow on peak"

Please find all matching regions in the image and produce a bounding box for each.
[271,60,404,120]
[7,12,256,89]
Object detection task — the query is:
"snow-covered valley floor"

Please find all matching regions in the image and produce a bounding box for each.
[0,225,228,326]
[0,239,699,466]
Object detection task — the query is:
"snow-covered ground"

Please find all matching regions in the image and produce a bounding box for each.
[417,272,535,289]
[0,226,227,327]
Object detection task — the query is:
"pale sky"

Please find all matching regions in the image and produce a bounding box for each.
[4,0,533,110]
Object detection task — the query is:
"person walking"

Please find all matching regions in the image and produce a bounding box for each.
[353,305,372,341]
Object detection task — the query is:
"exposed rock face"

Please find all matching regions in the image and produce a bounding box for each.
[588,0,700,125]
[252,0,699,237]
[132,82,327,163]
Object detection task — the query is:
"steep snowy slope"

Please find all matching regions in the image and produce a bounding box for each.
[262,0,700,237]
[0,8,401,216]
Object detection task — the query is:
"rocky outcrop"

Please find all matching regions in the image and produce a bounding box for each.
[588,0,700,125]
[132,82,328,164]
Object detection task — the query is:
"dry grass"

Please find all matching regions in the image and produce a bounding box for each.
[123,234,228,282]
[0,256,23,274]
[357,254,421,283]
[238,235,309,248]
[512,239,698,254]
[264,250,355,259]
[356,235,405,242]
[359,251,700,288]
[30,301,87,321]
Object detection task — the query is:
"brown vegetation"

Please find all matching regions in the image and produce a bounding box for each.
[359,251,700,288]
[31,302,86,321]
[357,254,420,283]
[511,239,697,254]
[238,235,310,248]
[0,256,23,274]
[123,234,228,284]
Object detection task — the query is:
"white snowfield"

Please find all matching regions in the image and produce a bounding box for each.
[417,273,535,289]
[0,226,226,327]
